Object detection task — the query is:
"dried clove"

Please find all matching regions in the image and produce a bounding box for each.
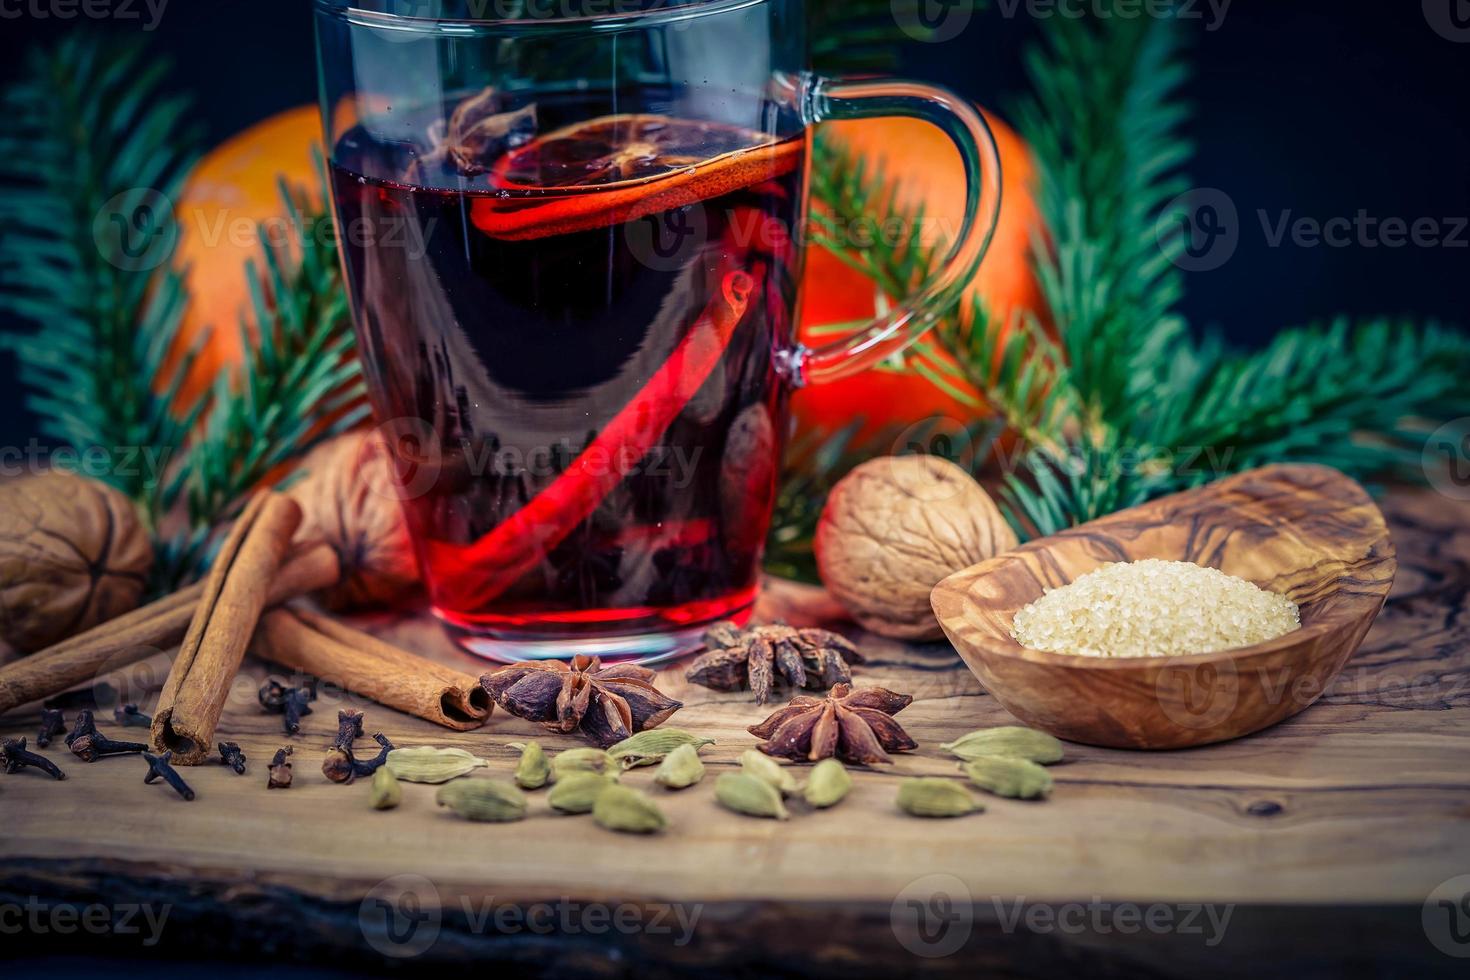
[332,709,365,750]
[143,750,196,801]
[71,730,148,763]
[218,741,248,775]
[324,733,396,784]
[258,678,316,735]
[36,709,65,748]
[2,737,66,779]
[113,704,152,728]
[64,709,97,747]
[267,746,294,788]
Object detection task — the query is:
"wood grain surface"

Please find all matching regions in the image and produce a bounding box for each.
[1,483,1468,977]
[932,465,1398,748]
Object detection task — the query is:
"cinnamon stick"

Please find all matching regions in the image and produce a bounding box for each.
[151,492,303,764]
[435,260,760,611]
[0,542,339,717]
[253,608,490,731]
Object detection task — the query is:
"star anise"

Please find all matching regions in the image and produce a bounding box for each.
[684,621,865,704]
[480,655,682,748]
[748,683,916,766]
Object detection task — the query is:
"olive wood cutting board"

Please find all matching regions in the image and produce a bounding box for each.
[1,484,1468,977]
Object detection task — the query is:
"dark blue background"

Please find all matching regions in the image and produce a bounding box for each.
[0,0,1466,450]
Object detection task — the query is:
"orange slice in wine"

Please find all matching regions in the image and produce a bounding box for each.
[472,114,803,240]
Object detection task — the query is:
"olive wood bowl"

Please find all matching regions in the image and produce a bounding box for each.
[930,464,1396,749]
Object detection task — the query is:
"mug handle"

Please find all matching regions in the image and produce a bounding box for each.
[788,74,1002,385]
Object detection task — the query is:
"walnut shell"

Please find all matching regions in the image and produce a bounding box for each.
[289,429,421,610]
[815,455,1018,640]
[0,473,153,652]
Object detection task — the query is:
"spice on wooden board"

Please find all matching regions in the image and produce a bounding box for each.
[715,772,788,820]
[143,750,195,801]
[151,492,303,765]
[592,785,668,834]
[0,543,338,718]
[803,759,852,809]
[1011,559,1301,658]
[36,709,65,748]
[749,683,916,766]
[481,655,682,748]
[653,743,705,789]
[548,771,619,814]
[896,778,982,818]
[267,746,295,789]
[606,729,712,769]
[436,779,526,822]
[386,746,490,783]
[258,678,317,735]
[2,737,65,779]
[253,608,491,731]
[940,727,1065,765]
[218,742,247,775]
[684,621,864,704]
[323,733,396,785]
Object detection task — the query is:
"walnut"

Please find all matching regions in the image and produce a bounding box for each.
[814,455,1018,640]
[0,472,153,652]
[289,429,421,610]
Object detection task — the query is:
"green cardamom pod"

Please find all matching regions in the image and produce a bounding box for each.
[739,749,799,797]
[547,771,618,814]
[939,727,1065,764]
[802,758,852,809]
[607,729,715,769]
[653,742,706,789]
[896,778,983,818]
[961,756,1054,800]
[386,746,490,783]
[715,772,789,820]
[513,740,550,789]
[551,747,610,780]
[435,779,527,822]
[369,766,402,811]
[592,784,668,834]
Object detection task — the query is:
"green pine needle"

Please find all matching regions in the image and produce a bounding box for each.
[0,35,201,510]
[1,37,366,588]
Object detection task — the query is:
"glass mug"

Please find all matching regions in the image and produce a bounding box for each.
[314,0,1000,661]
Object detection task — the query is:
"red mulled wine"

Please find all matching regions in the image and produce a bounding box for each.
[331,93,806,657]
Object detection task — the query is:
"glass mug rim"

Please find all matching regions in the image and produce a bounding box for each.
[312,0,762,33]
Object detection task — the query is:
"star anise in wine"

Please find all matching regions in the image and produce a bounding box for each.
[748,683,916,766]
[480,655,682,748]
[684,621,865,704]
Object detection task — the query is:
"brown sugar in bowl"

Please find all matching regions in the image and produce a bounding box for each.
[930,465,1396,749]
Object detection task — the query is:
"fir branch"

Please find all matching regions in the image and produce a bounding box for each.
[0,35,201,509]
[158,174,367,584]
[1012,12,1192,432]
[1001,11,1470,536]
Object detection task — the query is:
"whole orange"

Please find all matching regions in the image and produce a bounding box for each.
[794,109,1043,447]
[165,105,325,409]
